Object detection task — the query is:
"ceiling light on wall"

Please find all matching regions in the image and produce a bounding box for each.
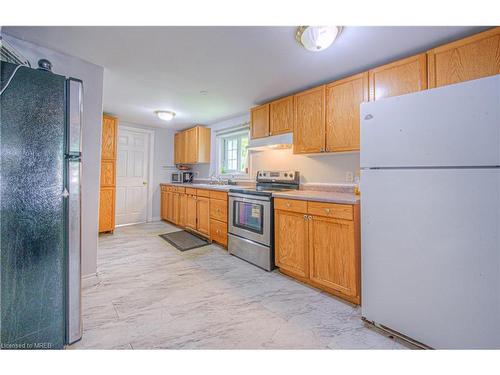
[155,110,176,121]
[296,26,341,52]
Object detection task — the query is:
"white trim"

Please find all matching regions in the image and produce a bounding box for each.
[117,125,156,224]
[152,216,162,222]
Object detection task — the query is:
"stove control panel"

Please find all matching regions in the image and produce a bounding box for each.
[256,170,300,184]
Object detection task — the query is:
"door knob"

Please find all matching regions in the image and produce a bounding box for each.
[143,181,147,185]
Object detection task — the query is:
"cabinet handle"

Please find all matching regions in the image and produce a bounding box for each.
[303,215,308,220]
[308,215,312,220]
[286,203,291,208]
[325,208,331,213]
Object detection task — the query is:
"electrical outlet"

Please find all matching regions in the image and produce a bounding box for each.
[345,171,354,183]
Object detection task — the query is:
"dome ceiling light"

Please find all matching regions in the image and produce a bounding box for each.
[296,26,342,52]
[155,110,176,121]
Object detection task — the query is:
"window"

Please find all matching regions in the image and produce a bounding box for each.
[217,128,249,177]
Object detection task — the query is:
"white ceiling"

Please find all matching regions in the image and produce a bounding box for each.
[3,26,487,130]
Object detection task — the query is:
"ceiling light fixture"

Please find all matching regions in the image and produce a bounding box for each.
[155,110,176,121]
[296,26,342,52]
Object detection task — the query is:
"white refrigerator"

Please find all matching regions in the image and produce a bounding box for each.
[360,74,500,349]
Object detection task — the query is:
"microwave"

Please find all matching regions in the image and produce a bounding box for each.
[171,171,193,184]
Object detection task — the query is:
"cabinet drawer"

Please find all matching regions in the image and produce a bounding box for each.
[197,189,210,198]
[185,187,197,195]
[174,186,185,193]
[209,190,228,201]
[210,219,227,247]
[210,199,227,222]
[307,201,353,220]
[274,198,308,214]
[161,185,169,192]
[167,186,175,192]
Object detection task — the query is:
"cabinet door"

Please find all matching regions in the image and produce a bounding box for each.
[174,133,182,164]
[172,192,180,224]
[166,191,174,222]
[100,159,116,187]
[178,193,187,227]
[196,196,210,236]
[99,187,115,232]
[185,127,198,163]
[186,195,197,230]
[160,190,168,220]
[293,85,326,154]
[428,27,500,88]
[210,219,228,247]
[326,72,368,152]
[250,104,270,139]
[209,198,227,223]
[369,53,427,101]
[101,115,117,160]
[274,210,309,279]
[309,215,358,298]
[270,96,293,136]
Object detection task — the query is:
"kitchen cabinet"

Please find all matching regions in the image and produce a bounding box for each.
[274,197,360,304]
[174,132,186,165]
[326,72,368,152]
[160,188,168,220]
[209,190,228,248]
[99,114,118,233]
[293,85,326,154]
[270,96,293,136]
[309,215,358,299]
[369,53,427,101]
[173,125,211,164]
[274,209,309,279]
[250,104,270,139]
[98,187,116,233]
[428,27,500,88]
[196,196,210,236]
[186,193,198,230]
[178,193,187,227]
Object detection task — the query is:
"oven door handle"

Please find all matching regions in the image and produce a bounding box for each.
[228,193,271,203]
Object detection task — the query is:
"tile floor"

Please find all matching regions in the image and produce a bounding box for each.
[70,221,412,349]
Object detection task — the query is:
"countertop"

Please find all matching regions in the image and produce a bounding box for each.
[161,182,360,205]
[160,182,234,191]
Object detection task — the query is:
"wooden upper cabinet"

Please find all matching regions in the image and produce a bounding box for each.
[174,132,186,164]
[326,72,368,152]
[274,209,309,279]
[175,126,210,164]
[250,104,270,139]
[428,27,500,88]
[308,216,358,298]
[293,85,326,154]
[369,53,427,101]
[270,96,293,136]
[101,115,118,160]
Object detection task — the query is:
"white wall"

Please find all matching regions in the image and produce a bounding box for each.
[119,122,176,220]
[3,33,104,278]
[191,114,360,183]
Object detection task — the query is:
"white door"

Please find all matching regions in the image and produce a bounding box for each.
[115,128,150,226]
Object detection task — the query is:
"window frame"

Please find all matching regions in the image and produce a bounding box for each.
[216,127,250,178]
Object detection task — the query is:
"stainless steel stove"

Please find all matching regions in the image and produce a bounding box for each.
[228,170,299,271]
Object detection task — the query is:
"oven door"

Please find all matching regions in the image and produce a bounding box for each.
[228,193,271,246]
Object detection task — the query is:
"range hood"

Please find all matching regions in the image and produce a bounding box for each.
[247,132,293,151]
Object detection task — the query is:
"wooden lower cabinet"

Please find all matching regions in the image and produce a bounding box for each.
[210,219,228,247]
[308,216,359,300]
[196,196,210,236]
[160,185,228,244]
[186,194,197,230]
[274,198,360,305]
[274,210,309,279]
[99,187,115,233]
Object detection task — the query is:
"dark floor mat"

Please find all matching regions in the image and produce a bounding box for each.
[159,230,209,251]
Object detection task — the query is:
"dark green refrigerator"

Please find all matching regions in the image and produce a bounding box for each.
[0,59,83,349]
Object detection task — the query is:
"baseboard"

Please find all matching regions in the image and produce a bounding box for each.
[151,216,161,222]
[81,273,99,288]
